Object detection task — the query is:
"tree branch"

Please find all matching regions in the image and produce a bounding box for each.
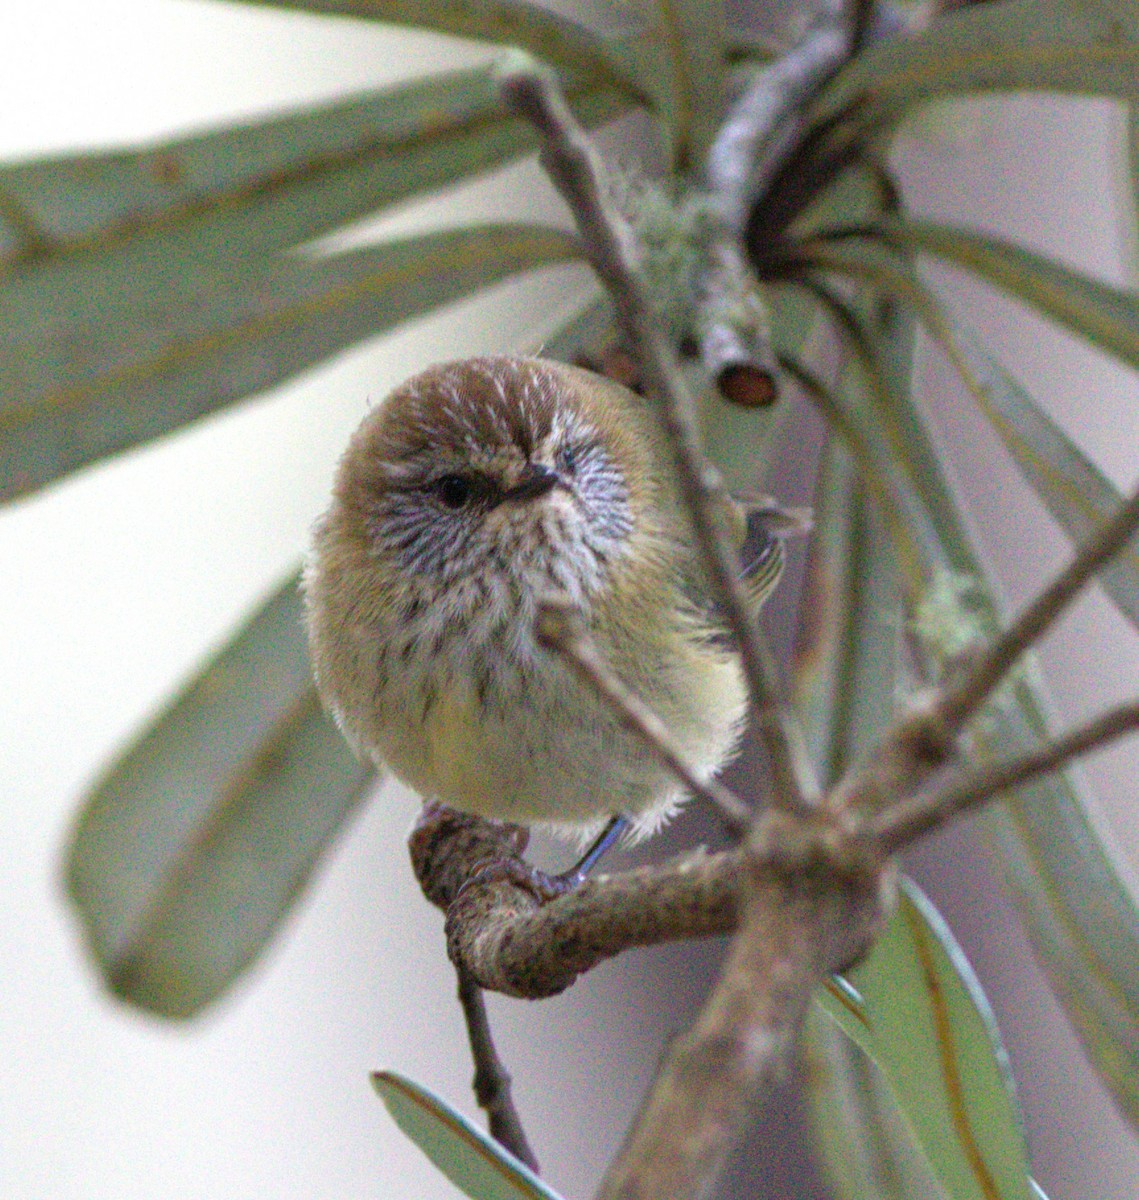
[871,698,1139,853]
[595,836,885,1200]
[938,480,1139,730]
[706,10,850,233]
[496,51,816,818]
[409,799,740,998]
[535,597,753,834]
[456,967,541,1171]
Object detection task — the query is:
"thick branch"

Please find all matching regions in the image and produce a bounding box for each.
[446,846,742,999]
[706,12,849,232]
[497,53,815,816]
[697,239,779,408]
[596,845,885,1200]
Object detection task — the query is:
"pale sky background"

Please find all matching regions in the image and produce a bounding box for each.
[2,3,1139,1198]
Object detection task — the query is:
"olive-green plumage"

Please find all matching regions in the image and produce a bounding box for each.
[304,356,794,842]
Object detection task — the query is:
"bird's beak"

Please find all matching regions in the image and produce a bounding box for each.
[503,463,560,503]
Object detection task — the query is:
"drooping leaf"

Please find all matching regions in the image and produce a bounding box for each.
[615,0,727,172]
[1,223,581,503]
[373,1070,567,1200]
[791,434,860,791]
[951,322,1139,629]
[232,0,644,104]
[783,279,938,597]
[880,217,1139,376]
[66,572,375,1018]
[814,0,1139,130]
[816,880,1036,1200]
[975,689,1139,1126]
[806,1004,951,1200]
[850,881,1034,1200]
[796,229,1139,1127]
[0,66,624,281]
[838,463,904,769]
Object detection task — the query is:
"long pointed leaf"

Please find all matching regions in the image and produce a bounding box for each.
[816,880,1036,1200]
[617,0,727,172]
[806,1005,951,1200]
[881,217,1139,375]
[2,223,581,502]
[234,0,644,103]
[814,0,1139,129]
[792,434,860,790]
[798,230,1139,1127]
[850,881,1034,1200]
[373,1070,566,1200]
[0,67,623,281]
[66,573,374,1018]
[952,322,1139,629]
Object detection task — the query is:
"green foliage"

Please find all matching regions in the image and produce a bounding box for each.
[374,1071,567,1200]
[6,0,1139,1194]
[66,574,374,1017]
[817,879,1038,1200]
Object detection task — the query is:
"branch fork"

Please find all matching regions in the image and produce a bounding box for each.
[406,42,1139,1200]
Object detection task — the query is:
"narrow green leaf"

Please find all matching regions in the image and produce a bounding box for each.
[791,435,860,790]
[1,223,581,503]
[814,0,1139,128]
[234,0,644,104]
[0,67,623,281]
[373,1070,567,1200]
[839,466,903,769]
[797,231,1139,1128]
[952,323,1139,629]
[806,1005,950,1200]
[880,217,1139,376]
[784,327,914,785]
[976,691,1139,1125]
[626,0,727,171]
[853,880,1033,1200]
[66,573,375,1018]
[815,880,1034,1200]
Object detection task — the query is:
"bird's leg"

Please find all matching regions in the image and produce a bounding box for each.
[547,814,628,891]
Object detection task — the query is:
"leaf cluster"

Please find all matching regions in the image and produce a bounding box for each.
[6,2,1139,1199]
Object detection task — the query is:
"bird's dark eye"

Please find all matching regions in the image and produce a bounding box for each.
[434,474,474,509]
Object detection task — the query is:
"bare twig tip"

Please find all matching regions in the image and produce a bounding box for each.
[493,49,555,120]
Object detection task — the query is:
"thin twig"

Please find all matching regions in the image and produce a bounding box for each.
[497,52,816,817]
[535,597,753,833]
[873,698,1139,853]
[456,967,541,1171]
[828,477,1139,828]
[939,480,1139,730]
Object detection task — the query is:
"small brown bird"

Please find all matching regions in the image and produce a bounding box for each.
[304,356,799,846]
